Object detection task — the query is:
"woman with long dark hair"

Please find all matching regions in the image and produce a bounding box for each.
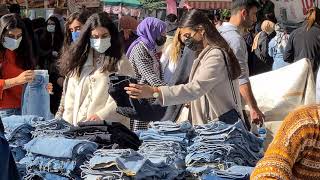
[0,14,35,118]
[55,9,92,119]
[59,12,133,127]
[37,16,64,114]
[125,10,243,125]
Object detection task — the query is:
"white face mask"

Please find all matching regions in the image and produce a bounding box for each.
[2,37,22,51]
[90,37,111,54]
[47,25,56,33]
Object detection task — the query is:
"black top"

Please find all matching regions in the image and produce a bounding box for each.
[284,24,320,74]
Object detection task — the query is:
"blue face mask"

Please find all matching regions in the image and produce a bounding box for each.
[71,31,81,42]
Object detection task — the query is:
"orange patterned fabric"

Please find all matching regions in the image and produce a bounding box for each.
[251,105,320,180]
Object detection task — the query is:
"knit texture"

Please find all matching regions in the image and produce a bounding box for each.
[251,105,320,180]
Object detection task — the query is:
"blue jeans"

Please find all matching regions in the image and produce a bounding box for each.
[22,70,53,120]
[0,109,21,119]
[24,171,70,180]
[24,136,98,159]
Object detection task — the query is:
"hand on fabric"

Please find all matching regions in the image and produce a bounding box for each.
[250,107,265,125]
[16,70,34,84]
[46,83,53,94]
[124,83,154,99]
[87,115,101,121]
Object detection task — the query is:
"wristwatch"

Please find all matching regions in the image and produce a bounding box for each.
[152,87,160,98]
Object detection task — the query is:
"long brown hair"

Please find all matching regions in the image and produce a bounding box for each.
[305,7,320,31]
[0,14,35,71]
[59,12,122,77]
[179,10,241,80]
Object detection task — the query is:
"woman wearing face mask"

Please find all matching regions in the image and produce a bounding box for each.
[126,17,167,131]
[0,14,35,118]
[59,12,134,127]
[125,10,243,125]
[55,9,92,119]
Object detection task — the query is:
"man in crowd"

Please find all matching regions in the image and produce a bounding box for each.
[218,0,264,129]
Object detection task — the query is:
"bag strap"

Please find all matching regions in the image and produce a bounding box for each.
[220,49,238,106]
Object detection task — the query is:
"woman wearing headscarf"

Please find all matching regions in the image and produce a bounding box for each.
[251,20,275,75]
[119,16,139,52]
[268,23,290,70]
[126,17,167,131]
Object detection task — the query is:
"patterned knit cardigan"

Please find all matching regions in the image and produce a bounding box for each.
[251,105,320,180]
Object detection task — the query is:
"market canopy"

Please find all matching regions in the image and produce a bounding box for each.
[101,0,141,7]
[182,0,232,9]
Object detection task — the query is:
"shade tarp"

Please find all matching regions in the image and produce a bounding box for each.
[184,0,231,9]
[102,0,141,6]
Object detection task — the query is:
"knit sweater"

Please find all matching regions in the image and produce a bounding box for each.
[251,105,320,180]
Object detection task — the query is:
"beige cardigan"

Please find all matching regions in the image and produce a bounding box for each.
[62,51,134,127]
[159,46,243,125]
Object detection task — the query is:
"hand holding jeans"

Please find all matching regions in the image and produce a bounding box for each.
[46,83,53,94]
[87,115,101,121]
[16,70,35,85]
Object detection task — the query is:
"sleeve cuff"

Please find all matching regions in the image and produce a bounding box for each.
[159,86,170,106]
[239,77,250,85]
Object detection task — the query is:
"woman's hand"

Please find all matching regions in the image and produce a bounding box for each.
[87,115,101,121]
[46,83,53,94]
[16,70,34,85]
[124,83,154,99]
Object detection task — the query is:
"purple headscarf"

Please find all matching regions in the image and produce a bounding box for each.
[126,17,167,57]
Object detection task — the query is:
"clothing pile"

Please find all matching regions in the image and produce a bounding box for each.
[20,136,98,180]
[81,121,193,180]
[186,120,263,179]
[31,118,72,138]
[138,121,194,179]
[2,115,45,162]
[63,120,141,150]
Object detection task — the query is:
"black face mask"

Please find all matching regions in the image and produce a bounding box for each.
[155,35,167,46]
[184,37,203,51]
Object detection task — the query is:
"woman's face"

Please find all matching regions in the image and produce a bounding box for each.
[69,19,82,33]
[3,28,22,40]
[179,27,203,43]
[91,26,110,39]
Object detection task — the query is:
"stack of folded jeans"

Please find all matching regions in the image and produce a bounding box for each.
[2,115,45,162]
[81,149,179,180]
[63,120,141,150]
[137,121,194,179]
[31,119,72,138]
[186,120,263,179]
[20,136,98,180]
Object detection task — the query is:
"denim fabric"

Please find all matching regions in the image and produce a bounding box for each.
[22,70,53,120]
[32,119,72,138]
[24,171,70,180]
[149,121,192,133]
[139,129,188,145]
[0,121,20,180]
[24,137,98,159]
[186,120,263,177]
[2,115,44,132]
[82,149,179,180]
[20,154,76,177]
[201,166,254,180]
[0,109,21,119]
[65,121,141,150]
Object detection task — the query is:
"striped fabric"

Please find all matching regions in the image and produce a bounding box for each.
[251,105,320,180]
[187,0,232,9]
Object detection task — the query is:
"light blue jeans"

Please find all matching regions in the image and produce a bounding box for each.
[24,137,98,159]
[22,70,53,120]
